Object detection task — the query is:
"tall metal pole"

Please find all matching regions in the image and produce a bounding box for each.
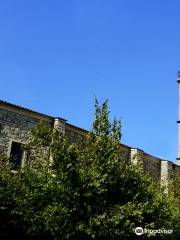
[177,72,180,165]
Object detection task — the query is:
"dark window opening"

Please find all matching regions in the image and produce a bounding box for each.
[10,142,24,169]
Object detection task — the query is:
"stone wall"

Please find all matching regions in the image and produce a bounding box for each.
[0,102,179,186]
[65,123,88,143]
[0,108,37,155]
[143,152,161,182]
[0,107,51,164]
[129,148,180,186]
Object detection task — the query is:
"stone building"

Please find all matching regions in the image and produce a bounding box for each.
[0,99,179,187]
[0,100,87,165]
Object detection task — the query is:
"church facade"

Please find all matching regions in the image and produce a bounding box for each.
[0,99,179,187]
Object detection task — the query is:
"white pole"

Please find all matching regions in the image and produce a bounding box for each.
[177,72,180,165]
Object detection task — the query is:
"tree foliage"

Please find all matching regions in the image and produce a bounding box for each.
[0,100,179,239]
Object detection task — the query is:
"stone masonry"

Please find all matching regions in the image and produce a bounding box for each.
[0,100,179,185]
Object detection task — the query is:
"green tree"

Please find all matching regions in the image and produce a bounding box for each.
[0,100,179,239]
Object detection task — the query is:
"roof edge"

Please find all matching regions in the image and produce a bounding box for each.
[0,99,66,122]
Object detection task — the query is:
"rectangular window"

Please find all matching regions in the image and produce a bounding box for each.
[10,141,24,169]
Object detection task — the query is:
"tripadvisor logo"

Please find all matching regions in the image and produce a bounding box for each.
[135,227,173,236]
[135,227,143,235]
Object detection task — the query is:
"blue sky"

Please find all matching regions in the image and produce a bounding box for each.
[0,0,180,162]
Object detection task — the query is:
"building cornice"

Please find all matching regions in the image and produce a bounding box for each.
[0,100,66,123]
